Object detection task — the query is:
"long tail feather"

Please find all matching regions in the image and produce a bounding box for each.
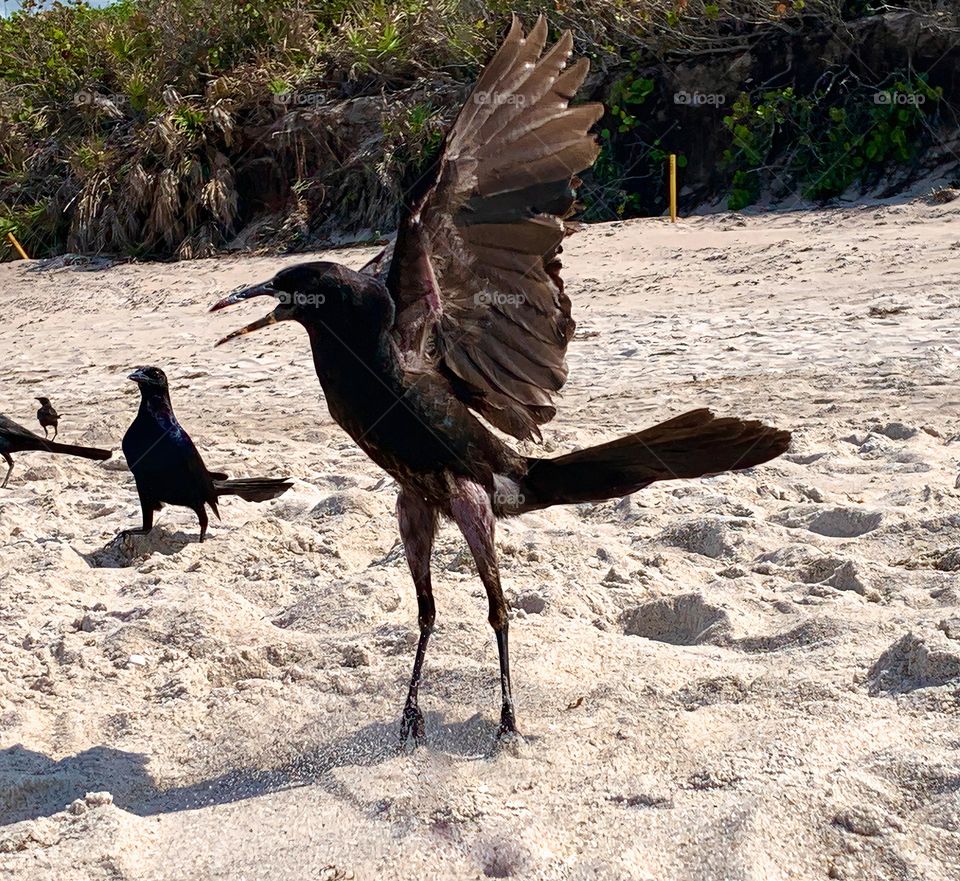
[213,476,293,502]
[514,409,790,513]
[39,441,111,461]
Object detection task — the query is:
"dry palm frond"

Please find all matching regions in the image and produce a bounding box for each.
[124,164,152,211]
[146,168,183,247]
[210,102,235,147]
[177,223,218,259]
[176,156,204,227]
[201,154,238,229]
[114,202,140,251]
[69,173,112,252]
[153,116,183,159]
[178,156,204,189]
[100,205,122,249]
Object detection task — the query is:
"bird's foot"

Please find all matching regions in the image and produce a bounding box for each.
[399,704,425,751]
[495,729,525,757]
[498,703,517,736]
[495,704,523,753]
[117,528,149,545]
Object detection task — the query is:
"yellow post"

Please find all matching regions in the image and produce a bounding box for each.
[6,232,29,260]
[669,154,678,223]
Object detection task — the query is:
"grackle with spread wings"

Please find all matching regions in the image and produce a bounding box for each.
[211,17,791,746]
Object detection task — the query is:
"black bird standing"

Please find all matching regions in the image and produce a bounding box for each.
[0,413,111,488]
[212,17,792,745]
[36,397,60,439]
[122,366,293,541]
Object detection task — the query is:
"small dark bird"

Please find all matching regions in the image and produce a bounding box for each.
[0,413,111,488]
[122,366,293,542]
[212,17,791,746]
[36,397,60,439]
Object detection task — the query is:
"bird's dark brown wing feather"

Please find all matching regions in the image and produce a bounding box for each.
[384,15,602,441]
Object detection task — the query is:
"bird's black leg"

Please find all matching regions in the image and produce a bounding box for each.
[1,453,13,489]
[120,499,155,539]
[51,426,58,441]
[196,507,208,542]
[42,426,49,438]
[449,478,518,741]
[396,489,438,748]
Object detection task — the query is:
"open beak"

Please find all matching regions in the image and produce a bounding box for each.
[210,280,282,347]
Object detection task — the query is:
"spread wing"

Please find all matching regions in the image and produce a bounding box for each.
[384,15,602,440]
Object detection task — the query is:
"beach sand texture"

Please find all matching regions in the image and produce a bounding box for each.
[1,202,959,880]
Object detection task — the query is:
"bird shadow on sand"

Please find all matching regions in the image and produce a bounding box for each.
[0,712,524,826]
[79,529,197,568]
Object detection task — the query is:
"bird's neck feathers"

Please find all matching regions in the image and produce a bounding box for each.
[138,387,177,422]
[295,274,399,387]
[304,320,401,388]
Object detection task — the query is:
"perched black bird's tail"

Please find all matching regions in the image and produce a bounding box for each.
[213,477,293,502]
[37,440,112,461]
[514,409,790,514]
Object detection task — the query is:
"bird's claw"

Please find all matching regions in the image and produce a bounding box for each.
[399,705,425,750]
[496,704,522,750]
[495,715,524,756]
[117,528,148,546]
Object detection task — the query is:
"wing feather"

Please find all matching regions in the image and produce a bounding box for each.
[386,16,601,440]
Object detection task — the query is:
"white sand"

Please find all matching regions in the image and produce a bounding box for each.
[1,201,959,880]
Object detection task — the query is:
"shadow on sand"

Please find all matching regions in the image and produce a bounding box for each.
[79,528,197,568]
[1,712,515,826]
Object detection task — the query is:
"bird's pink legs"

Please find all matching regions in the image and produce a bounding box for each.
[397,488,438,747]
[449,478,518,740]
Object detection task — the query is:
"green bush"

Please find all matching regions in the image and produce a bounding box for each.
[0,0,950,259]
[721,75,942,209]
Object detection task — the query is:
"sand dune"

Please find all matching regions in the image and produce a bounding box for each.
[1,201,959,880]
